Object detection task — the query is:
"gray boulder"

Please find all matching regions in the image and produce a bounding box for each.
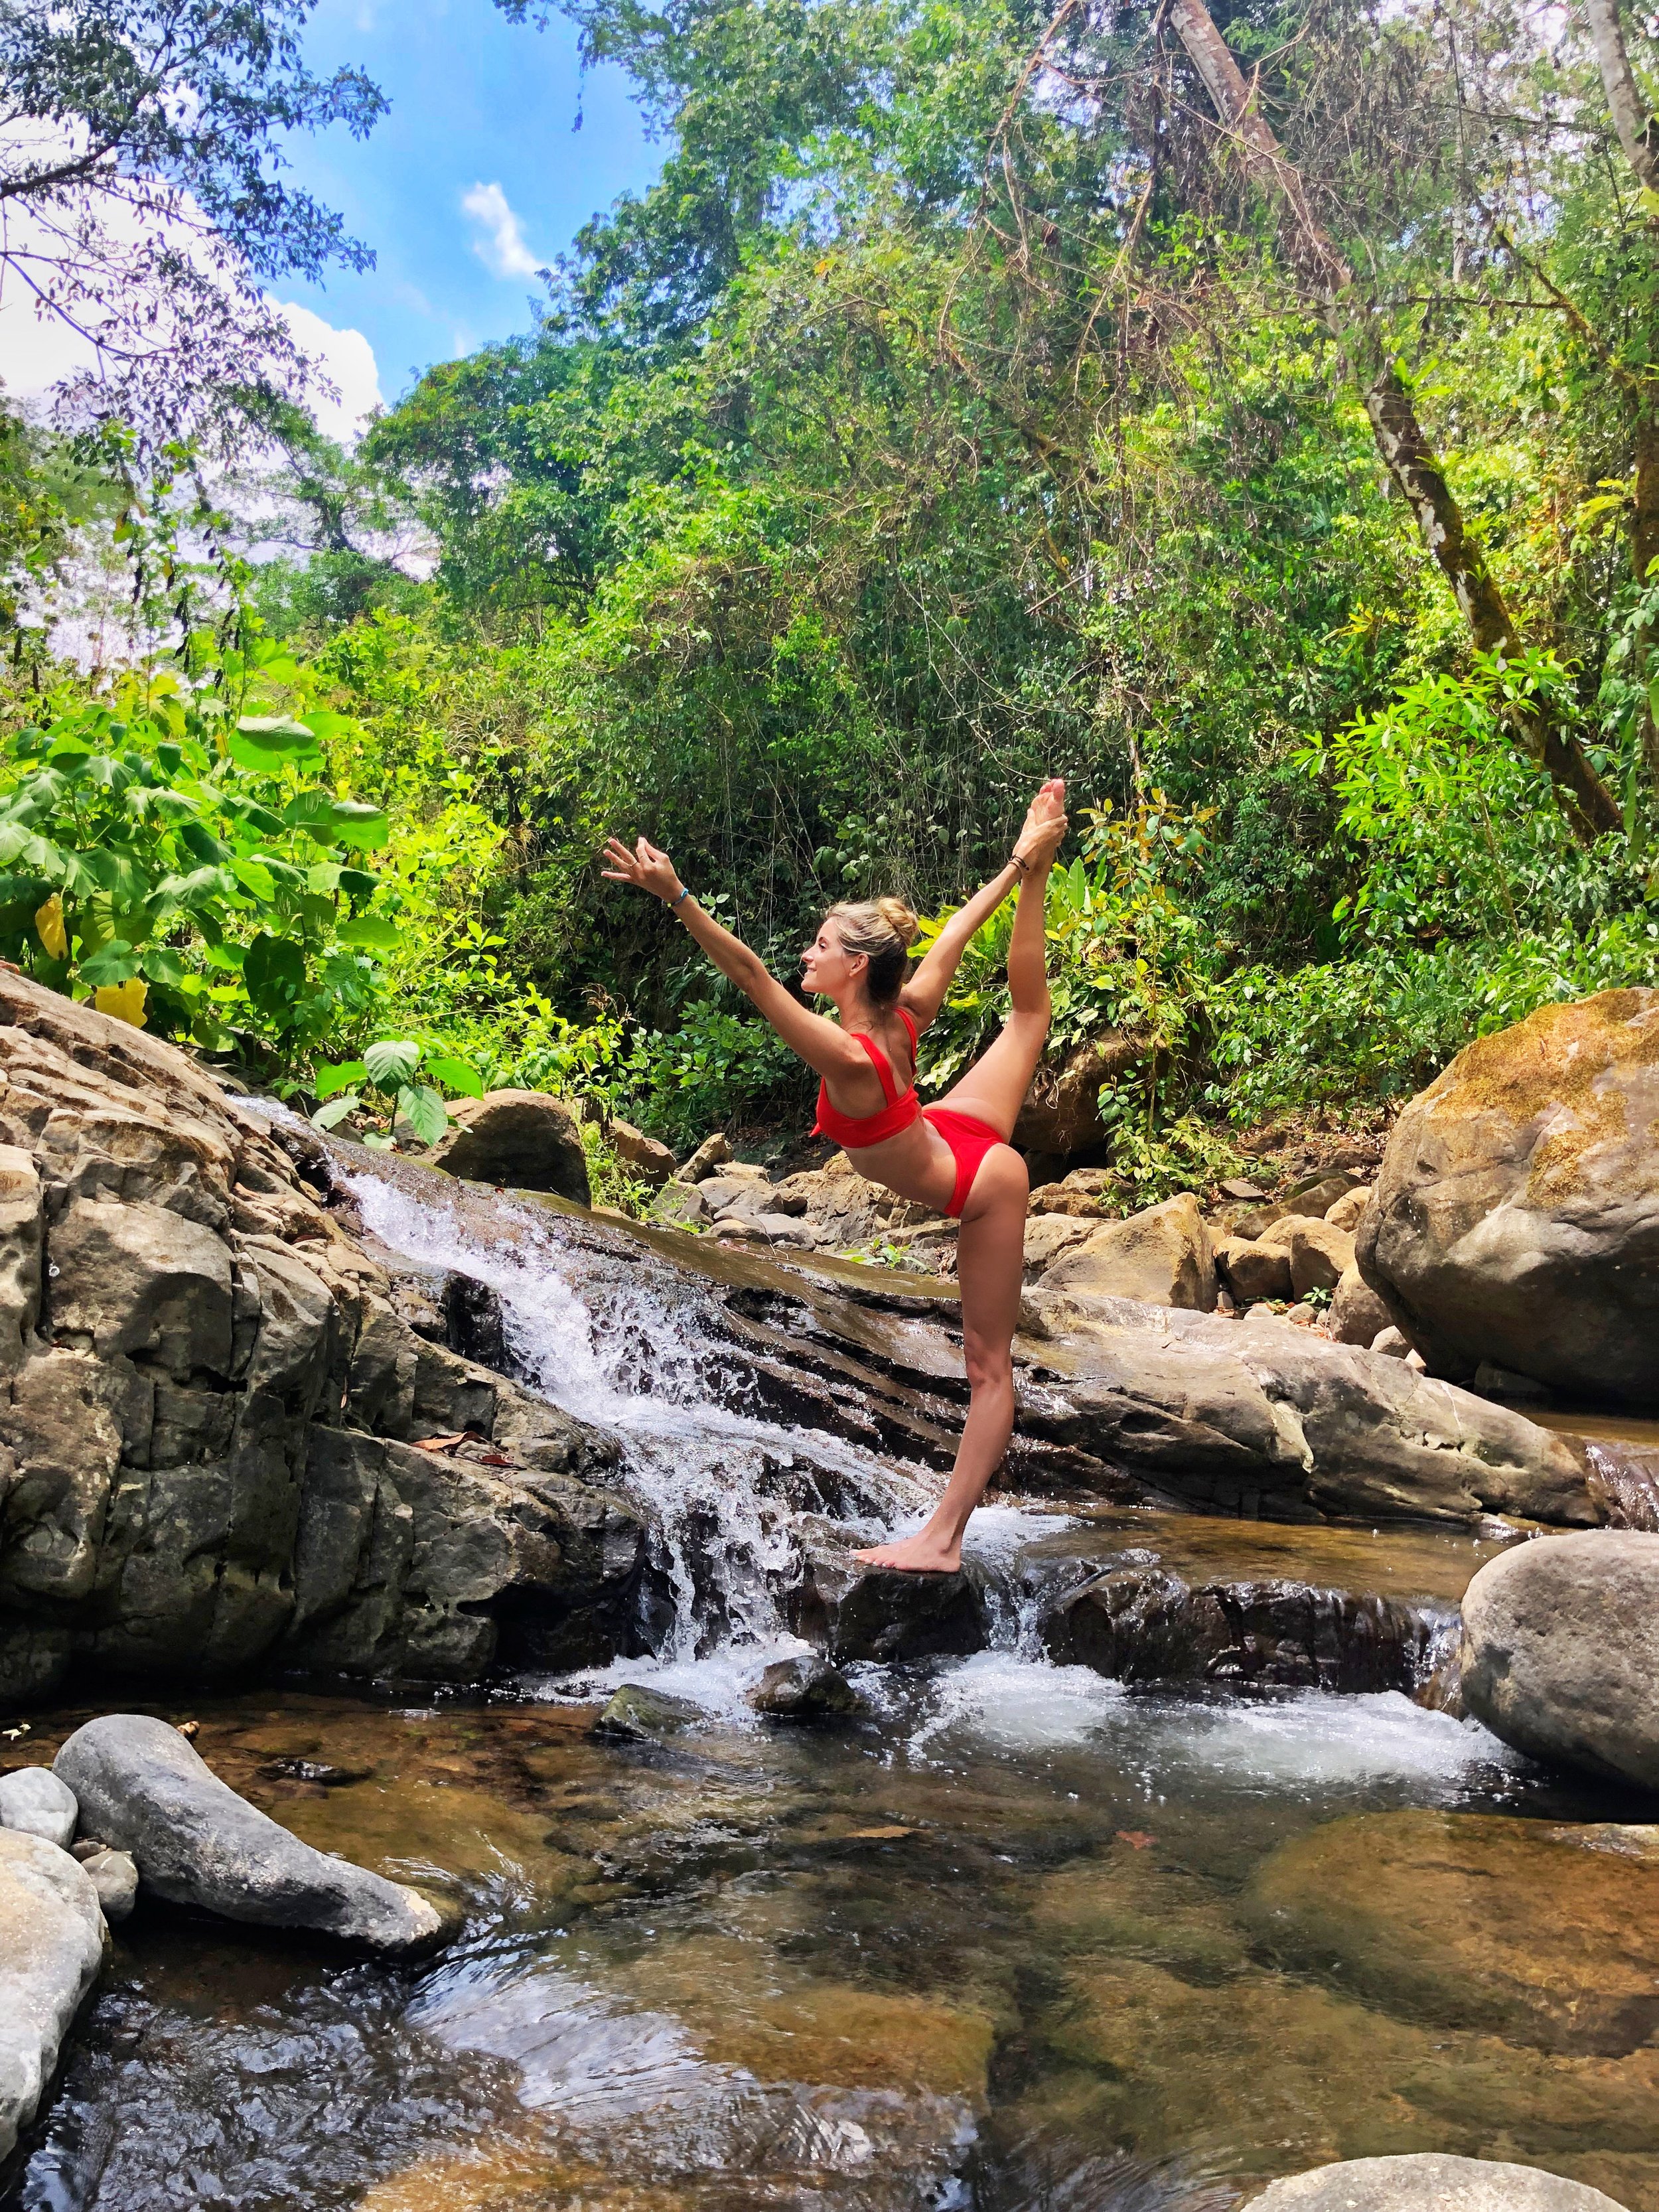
[0,1764,78,1848]
[1248,2153,1629,2209]
[1459,1532,1659,1789]
[786,1531,989,1662]
[428,1088,591,1205]
[0,1828,106,2160]
[1358,988,1659,1404]
[54,1714,446,1954]
[592,1683,702,1742]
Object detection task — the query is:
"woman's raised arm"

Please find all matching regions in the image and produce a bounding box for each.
[900,779,1067,1031]
[600,836,867,1083]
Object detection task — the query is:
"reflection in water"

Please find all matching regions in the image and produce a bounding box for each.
[7,1166,1652,2212]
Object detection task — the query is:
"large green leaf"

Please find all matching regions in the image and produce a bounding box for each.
[243,931,307,1012]
[364,1037,421,1087]
[336,913,401,952]
[228,717,321,773]
[313,1059,367,1100]
[425,1055,484,1099]
[80,940,141,986]
[311,1091,361,1130]
[395,1082,450,1146]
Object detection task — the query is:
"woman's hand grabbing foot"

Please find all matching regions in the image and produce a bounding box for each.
[1013,777,1068,871]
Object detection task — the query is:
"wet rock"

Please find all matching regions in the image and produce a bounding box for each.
[676,1133,731,1182]
[1249,2155,1630,2211]
[1012,1032,1142,1156]
[1041,1565,1432,1692]
[1041,1193,1216,1311]
[1328,1263,1391,1347]
[1216,1233,1291,1304]
[1458,1532,1659,1790]
[0,1764,78,1848]
[1357,989,1659,1404]
[0,1828,106,2160]
[80,1846,137,1925]
[54,1714,447,1954]
[747,1655,865,1721]
[609,1119,675,1185]
[1240,1808,1659,2054]
[428,1090,591,1205]
[592,1683,702,1742]
[1581,1438,1659,1532]
[786,1535,989,1662]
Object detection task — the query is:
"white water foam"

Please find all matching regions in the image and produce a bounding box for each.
[344,1169,979,1661]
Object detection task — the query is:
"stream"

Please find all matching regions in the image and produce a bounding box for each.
[5,1169,1653,2212]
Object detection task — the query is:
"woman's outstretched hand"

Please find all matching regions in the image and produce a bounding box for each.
[601,835,682,902]
[1013,777,1068,871]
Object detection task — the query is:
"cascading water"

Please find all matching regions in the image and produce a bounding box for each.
[344,1166,990,1678]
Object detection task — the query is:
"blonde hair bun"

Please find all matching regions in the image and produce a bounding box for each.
[875,896,920,949]
[824,896,921,1001]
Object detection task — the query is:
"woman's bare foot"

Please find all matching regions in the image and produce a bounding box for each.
[852,1531,963,1574]
[1013,778,1067,871]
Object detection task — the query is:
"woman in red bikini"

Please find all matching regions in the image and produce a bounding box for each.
[601,778,1067,1574]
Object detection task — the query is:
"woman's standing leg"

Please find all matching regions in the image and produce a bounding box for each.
[853,1147,1029,1572]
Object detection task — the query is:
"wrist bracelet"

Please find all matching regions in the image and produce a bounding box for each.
[671,885,692,908]
[1009,853,1028,876]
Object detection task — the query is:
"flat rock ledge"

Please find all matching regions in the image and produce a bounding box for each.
[1248,2152,1630,2209]
[55,1714,447,1956]
[0,1828,106,2160]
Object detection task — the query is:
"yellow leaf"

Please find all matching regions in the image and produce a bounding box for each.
[33,894,66,961]
[94,978,148,1029]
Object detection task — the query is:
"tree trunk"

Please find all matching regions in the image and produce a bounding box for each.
[1165,0,1621,842]
[1587,0,1659,786]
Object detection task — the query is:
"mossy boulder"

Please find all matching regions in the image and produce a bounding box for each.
[1357,990,1659,1404]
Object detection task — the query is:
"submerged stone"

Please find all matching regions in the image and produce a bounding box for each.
[591,1683,703,1743]
[1240,1809,1659,2055]
[747,1655,865,1722]
[1250,2153,1631,2210]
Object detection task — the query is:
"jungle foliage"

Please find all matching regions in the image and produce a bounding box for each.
[5,0,1659,1174]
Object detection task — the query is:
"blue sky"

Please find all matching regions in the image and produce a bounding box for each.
[0,0,664,433]
[276,0,665,408]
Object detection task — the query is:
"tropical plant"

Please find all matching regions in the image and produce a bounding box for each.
[311,1038,483,1148]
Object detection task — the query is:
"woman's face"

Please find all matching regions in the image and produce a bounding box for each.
[800,919,863,998]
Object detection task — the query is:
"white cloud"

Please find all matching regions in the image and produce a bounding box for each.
[461,181,545,281]
[275,299,383,443]
[0,281,383,447]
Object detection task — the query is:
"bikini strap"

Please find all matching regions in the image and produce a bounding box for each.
[851,1029,901,1107]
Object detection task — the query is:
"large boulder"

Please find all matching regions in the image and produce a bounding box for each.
[54,1713,447,1954]
[1458,1532,1659,1790]
[0,1828,106,2160]
[1012,1032,1141,1156]
[1357,990,1659,1402]
[427,1088,591,1205]
[0,974,646,1711]
[1041,1193,1216,1310]
[1328,1263,1392,1348]
[1240,1809,1659,2055]
[1248,2156,1629,2211]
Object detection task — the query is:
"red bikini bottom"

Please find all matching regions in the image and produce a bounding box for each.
[921,1105,1005,1218]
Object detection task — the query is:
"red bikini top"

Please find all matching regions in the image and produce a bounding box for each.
[812,1007,922,1149]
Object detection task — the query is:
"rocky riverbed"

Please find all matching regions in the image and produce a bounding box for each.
[0,974,1656,2208]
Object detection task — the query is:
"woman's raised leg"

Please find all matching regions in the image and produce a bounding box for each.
[936,832,1057,1139]
[853,1145,1029,1572]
